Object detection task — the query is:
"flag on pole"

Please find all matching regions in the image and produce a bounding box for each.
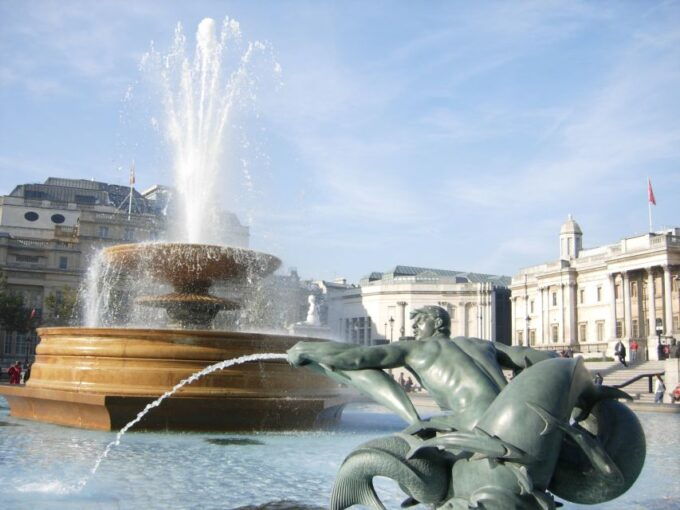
[129,161,136,186]
[648,178,656,205]
[29,308,36,320]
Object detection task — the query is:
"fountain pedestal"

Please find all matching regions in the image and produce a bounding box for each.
[1,328,345,431]
[0,243,348,431]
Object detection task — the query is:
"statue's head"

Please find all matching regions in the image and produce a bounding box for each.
[410,306,451,340]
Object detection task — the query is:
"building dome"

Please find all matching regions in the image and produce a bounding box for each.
[560,214,582,235]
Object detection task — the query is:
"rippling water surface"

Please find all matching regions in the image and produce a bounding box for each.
[0,398,677,509]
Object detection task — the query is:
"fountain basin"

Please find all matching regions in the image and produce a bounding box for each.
[0,327,346,431]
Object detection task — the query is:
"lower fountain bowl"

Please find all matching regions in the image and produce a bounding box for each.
[0,327,347,431]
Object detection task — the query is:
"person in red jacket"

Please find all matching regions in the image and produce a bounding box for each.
[629,339,639,362]
[7,361,22,384]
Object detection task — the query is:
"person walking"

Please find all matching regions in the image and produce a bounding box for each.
[654,375,666,404]
[593,372,603,385]
[614,340,628,367]
[7,361,22,384]
[629,339,639,362]
[669,338,679,359]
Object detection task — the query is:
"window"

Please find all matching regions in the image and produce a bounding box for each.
[579,323,587,342]
[631,282,637,298]
[16,255,40,263]
[529,330,536,346]
[616,320,624,338]
[98,226,109,238]
[632,319,639,338]
[551,325,559,343]
[597,286,602,302]
[358,317,365,344]
[24,211,39,221]
[674,315,679,331]
[579,289,584,304]
[50,214,65,224]
[123,228,134,241]
[615,284,621,299]
[596,321,604,342]
[517,331,524,344]
[2,332,11,355]
[59,256,68,270]
[530,300,534,313]
[16,333,28,355]
[552,292,557,306]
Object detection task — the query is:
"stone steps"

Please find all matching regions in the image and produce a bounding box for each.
[586,360,666,399]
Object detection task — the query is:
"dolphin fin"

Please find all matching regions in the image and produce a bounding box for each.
[597,385,633,401]
[408,430,530,463]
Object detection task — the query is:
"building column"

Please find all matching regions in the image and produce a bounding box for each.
[623,271,632,341]
[647,267,658,360]
[397,301,407,340]
[663,265,674,335]
[537,286,544,344]
[608,273,617,341]
[490,287,497,342]
[567,282,577,345]
[461,302,468,337]
[559,283,565,343]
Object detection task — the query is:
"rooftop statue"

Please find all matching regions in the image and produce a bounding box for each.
[288,305,645,510]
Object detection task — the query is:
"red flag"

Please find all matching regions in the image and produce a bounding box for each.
[648,178,656,205]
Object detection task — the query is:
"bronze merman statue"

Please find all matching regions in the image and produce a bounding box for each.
[288,306,645,510]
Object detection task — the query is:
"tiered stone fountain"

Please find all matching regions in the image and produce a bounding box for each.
[0,243,344,431]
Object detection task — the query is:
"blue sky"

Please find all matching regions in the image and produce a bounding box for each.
[1,0,679,282]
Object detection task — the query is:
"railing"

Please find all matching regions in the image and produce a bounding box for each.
[613,371,665,393]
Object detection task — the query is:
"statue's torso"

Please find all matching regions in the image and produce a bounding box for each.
[408,338,506,429]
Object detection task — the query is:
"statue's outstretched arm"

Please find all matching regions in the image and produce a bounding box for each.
[288,340,410,371]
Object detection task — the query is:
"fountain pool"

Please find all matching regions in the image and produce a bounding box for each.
[1,398,678,510]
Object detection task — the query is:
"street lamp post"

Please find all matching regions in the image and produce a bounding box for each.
[525,315,532,347]
[389,317,395,342]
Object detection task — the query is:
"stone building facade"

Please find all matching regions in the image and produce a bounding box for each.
[0,177,249,368]
[325,266,511,346]
[510,216,680,360]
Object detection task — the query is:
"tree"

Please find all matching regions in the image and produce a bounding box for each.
[44,287,79,326]
[0,273,32,333]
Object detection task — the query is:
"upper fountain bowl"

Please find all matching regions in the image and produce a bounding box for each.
[104,242,281,289]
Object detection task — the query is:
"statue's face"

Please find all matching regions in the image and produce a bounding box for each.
[412,313,437,340]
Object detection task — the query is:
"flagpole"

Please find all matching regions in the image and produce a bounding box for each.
[647,176,654,233]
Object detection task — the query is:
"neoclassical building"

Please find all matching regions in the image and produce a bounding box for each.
[510,216,680,359]
[325,266,511,345]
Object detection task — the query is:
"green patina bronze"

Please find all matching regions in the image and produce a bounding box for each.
[288,305,645,510]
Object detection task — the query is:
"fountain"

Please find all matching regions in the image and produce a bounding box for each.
[0,18,345,432]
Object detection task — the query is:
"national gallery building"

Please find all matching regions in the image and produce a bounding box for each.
[510,216,680,360]
[324,266,512,346]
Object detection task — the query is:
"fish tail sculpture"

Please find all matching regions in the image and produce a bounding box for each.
[329,435,450,510]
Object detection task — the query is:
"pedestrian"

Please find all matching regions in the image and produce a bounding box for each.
[657,341,665,360]
[593,372,603,385]
[672,384,680,404]
[565,347,573,359]
[8,361,21,384]
[614,340,628,367]
[630,339,639,362]
[404,376,414,392]
[654,375,666,404]
[24,363,31,383]
[398,372,405,389]
[669,339,679,359]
